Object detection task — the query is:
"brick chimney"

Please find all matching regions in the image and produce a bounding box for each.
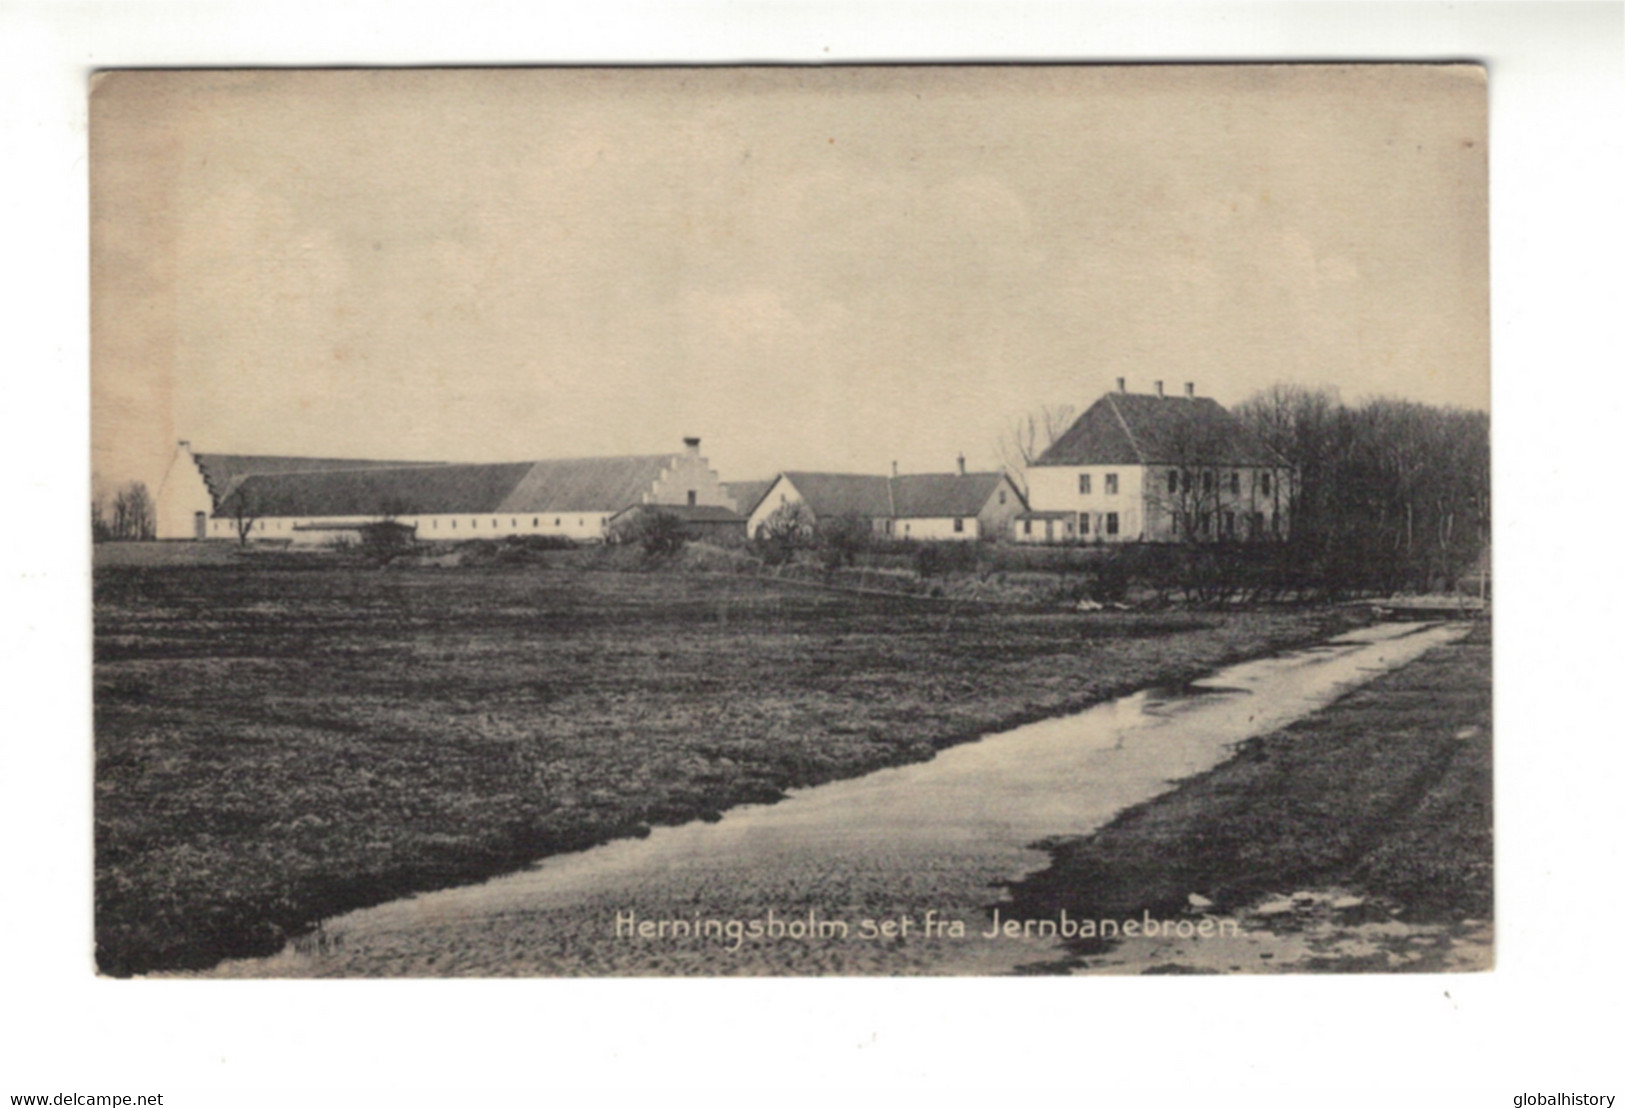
[956,453,966,476]
[1184,382,1195,399]
[683,436,701,456]
[1116,377,1127,393]
[891,460,899,478]
[1154,381,1164,397]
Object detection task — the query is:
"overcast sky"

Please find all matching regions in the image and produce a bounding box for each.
[91,65,1487,493]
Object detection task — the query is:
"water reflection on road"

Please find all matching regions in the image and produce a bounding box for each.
[202,620,1470,977]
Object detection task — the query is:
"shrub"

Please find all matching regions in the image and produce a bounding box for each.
[816,516,873,570]
[752,502,815,567]
[357,522,416,565]
[913,541,979,579]
[612,510,687,560]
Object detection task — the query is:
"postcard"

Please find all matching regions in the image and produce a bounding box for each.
[90,64,1490,978]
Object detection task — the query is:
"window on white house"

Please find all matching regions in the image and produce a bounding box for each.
[1105,473,1118,495]
[1202,472,1214,493]
[1230,473,1241,495]
[1023,519,1032,535]
[1167,470,1178,494]
[1078,474,1091,495]
[451,520,457,529]
[533,518,539,527]
[954,518,964,533]
[1080,514,1090,535]
[998,490,1006,505]
[687,490,697,506]
[1261,473,1273,496]
[1105,512,1118,535]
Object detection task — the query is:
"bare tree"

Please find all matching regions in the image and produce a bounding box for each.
[996,404,1076,497]
[1141,420,1232,544]
[220,481,282,546]
[752,500,816,566]
[108,482,156,541]
[91,492,113,542]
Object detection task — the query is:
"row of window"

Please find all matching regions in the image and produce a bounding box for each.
[1178,510,1278,538]
[885,518,972,535]
[1163,470,1273,497]
[1024,513,1120,536]
[1076,471,1275,497]
[212,515,601,534]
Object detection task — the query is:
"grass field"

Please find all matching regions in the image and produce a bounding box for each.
[94,560,1361,975]
[1004,621,1493,969]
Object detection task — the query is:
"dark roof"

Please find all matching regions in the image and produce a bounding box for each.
[890,472,1014,518]
[192,453,440,507]
[779,470,1015,520]
[1034,392,1281,467]
[500,456,676,513]
[722,479,775,516]
[215,455,682,518]
[781,473,895,518]
[219,462,536,518]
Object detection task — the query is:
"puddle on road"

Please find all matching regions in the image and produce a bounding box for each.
[198,620,1472,978]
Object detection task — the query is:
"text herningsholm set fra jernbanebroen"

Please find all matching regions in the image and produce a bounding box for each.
[614,908,1239,952]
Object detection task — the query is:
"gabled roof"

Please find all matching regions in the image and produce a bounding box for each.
[218,462,536,518]
[781,472,895,519]
[1034,392,1281,467]
[890,472,1015,518]
[779,470,1017,520]
[191,453,440,507]
[499,456,675,513]
[215,455,683,519]
[722,479,775,516]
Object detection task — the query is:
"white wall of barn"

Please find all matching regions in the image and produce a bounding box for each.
[154,445,215,540]
[895,516,977,541]
[204,511,616,543]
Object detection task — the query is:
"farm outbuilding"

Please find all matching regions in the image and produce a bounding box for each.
[747,465,1026,541]
[155,438,737,544]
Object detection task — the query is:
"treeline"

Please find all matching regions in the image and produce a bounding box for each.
[92,481,156,542]
[1234,385,1489,598]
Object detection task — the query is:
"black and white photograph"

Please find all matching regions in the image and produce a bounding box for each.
[13,0,1625,1097]
[88,63,1495,980]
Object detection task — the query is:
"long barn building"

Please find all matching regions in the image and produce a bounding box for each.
[155,438,739,543]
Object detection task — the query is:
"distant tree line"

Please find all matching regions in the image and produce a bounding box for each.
[1233,385,1490,597]
[92,482,156,542]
